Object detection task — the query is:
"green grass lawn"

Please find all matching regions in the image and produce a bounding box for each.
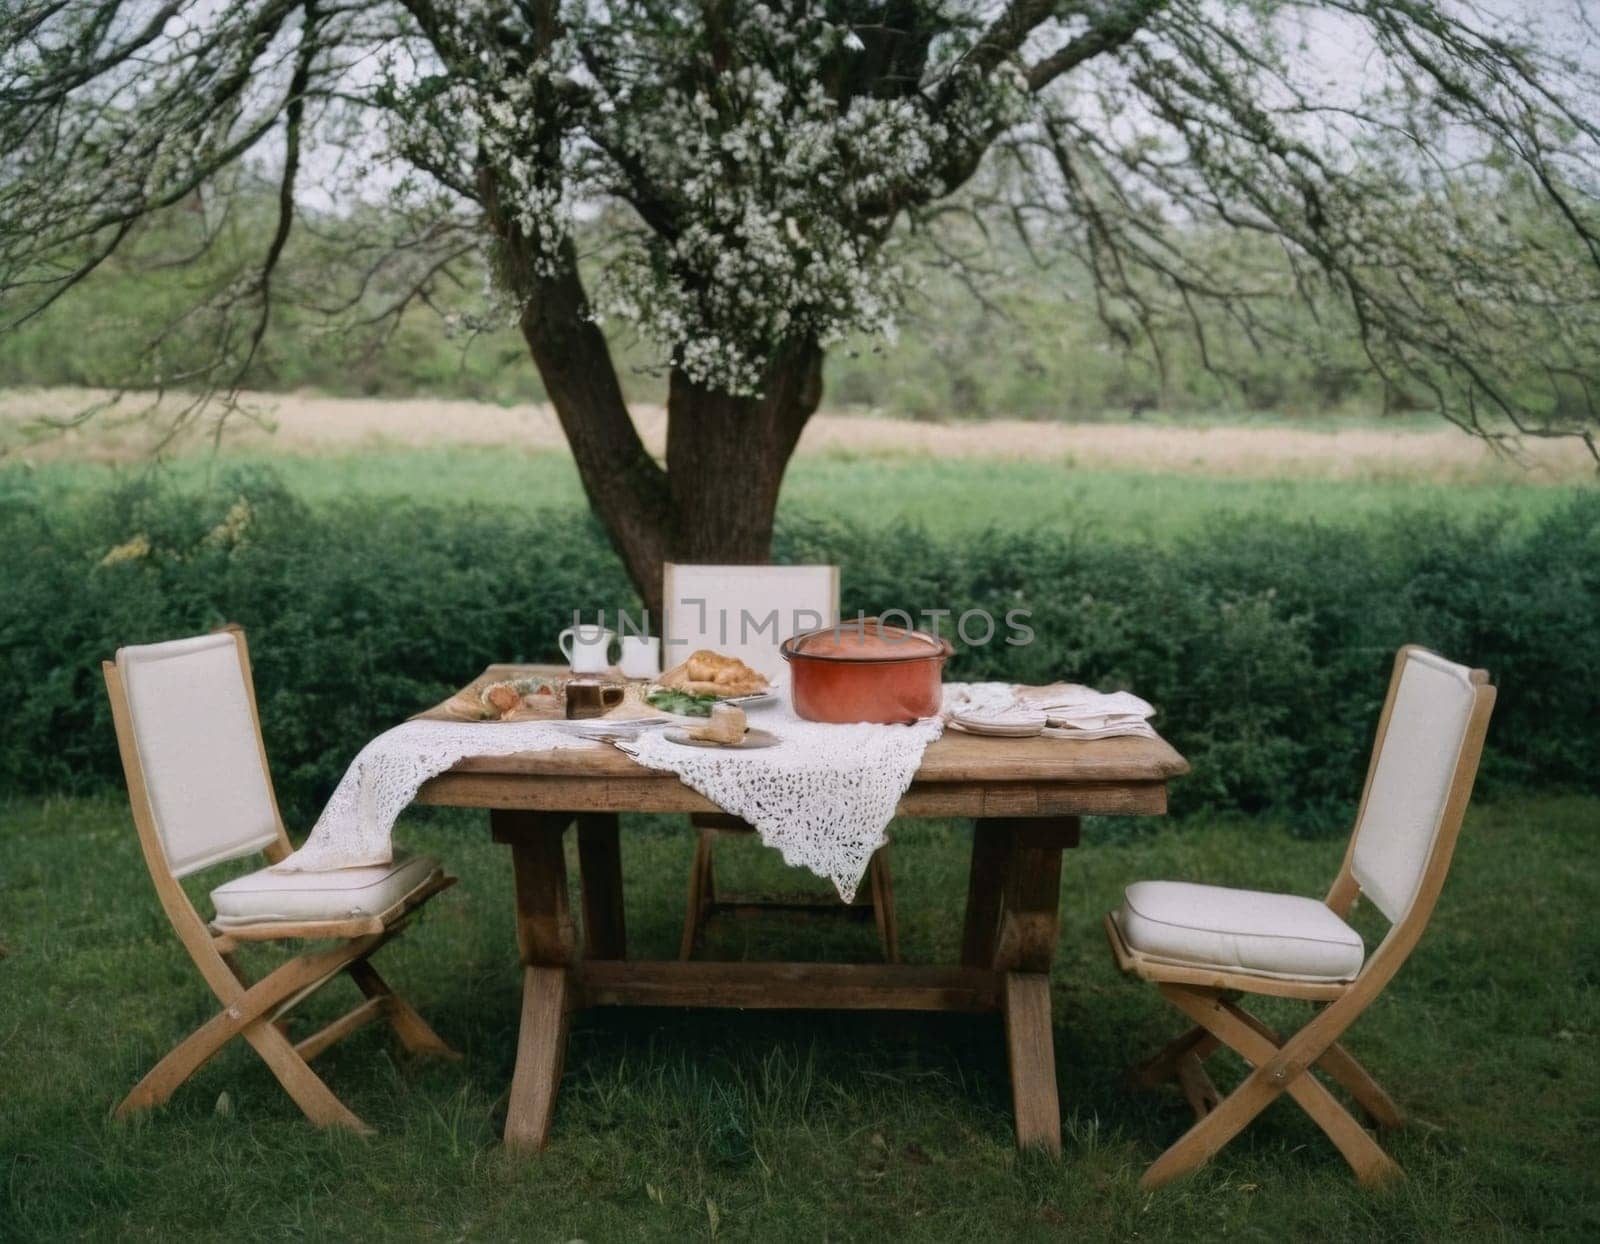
[10,448,1578,543]
[3,794,1596,1241]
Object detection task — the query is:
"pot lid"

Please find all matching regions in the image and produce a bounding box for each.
[782,619,952,663]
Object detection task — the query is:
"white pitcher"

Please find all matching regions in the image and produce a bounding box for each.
[560,625,619,674]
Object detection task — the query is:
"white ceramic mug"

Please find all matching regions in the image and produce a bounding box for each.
[559,625,619,674]
[619,635,661,680]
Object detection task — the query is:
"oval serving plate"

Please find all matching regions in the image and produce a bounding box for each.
[663,726,780,750]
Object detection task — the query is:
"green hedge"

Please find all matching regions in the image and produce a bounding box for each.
[3,470,1595,829]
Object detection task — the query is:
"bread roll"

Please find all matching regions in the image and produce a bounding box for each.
[686,702,747,744]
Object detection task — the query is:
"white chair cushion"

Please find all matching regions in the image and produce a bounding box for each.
[1119,880,1364,981]
[211,851,439,928]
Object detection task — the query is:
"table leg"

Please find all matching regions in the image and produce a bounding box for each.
[995,819,1070,975]
[508,966,569,1152]
[960,826,1012,968]
[1003,973,1059,1151]
[576,813,626,960]
[986,817,1076,1155]
[491,810,575,1152]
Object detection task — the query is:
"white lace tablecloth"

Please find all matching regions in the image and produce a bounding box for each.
[271,719,600,873]
[273,681,1150,901]
[625,694,947,901]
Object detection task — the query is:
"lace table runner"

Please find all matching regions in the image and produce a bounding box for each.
[273,682,1151,900]
[271,719,599,873]
[626,696,946,901]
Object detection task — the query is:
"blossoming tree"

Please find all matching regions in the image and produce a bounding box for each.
[3,2,1597,608]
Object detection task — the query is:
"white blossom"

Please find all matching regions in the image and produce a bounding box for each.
[379,3,1034,392]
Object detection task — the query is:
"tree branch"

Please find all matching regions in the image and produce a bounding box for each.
[1026,0,1170,91]
[237,1,321,382]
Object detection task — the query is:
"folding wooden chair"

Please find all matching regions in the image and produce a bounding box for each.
[103,626,458,1134]
[663,563,899,962]
[1105,645,1496,1187]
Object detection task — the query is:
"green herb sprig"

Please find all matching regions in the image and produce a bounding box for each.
[646,689,719,717]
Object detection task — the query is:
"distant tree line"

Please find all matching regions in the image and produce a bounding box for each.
[0,192,1504,423]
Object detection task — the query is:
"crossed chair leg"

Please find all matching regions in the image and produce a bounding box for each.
[1130,984,1405,1189]
[115,929,457,1135]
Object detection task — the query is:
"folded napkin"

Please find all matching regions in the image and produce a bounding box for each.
[946,682,1157,740]
[1020,683,1156,737]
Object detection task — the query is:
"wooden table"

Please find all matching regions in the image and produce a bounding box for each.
[414,665,1189,1154]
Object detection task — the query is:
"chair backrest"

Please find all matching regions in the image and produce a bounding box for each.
[1346,647,1493,925]
[110,630,284,879]
[662,563,839,681]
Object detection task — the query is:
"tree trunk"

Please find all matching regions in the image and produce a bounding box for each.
[521,321,826,619]
[661,337,824,579]
[517,250,674,602]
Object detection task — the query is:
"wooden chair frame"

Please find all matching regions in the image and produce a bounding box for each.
[103,624,458,1134]
[1107,646,1496,1188]
[663,562,899,963]
[679,815,899,961]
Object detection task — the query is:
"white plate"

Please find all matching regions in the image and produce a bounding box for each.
[569,716,673,738]
[663,726,781,750]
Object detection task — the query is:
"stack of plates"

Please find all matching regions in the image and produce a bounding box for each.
[948,709,1047,738]
[569,716,672,738]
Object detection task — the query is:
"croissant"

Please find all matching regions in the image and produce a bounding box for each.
[659,649,768,697]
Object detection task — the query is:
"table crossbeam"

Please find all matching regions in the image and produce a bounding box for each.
[572,961,1003,1012]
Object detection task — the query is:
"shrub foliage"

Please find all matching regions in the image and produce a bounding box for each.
[3,471,1594,829]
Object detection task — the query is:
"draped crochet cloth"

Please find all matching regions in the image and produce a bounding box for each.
[272,682,1139,901]
[271,719,599,874]
[625,696,948,901]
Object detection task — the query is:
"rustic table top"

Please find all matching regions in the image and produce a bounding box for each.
[414,664,1188,795]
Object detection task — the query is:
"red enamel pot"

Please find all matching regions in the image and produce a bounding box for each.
[780,618,953,724]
